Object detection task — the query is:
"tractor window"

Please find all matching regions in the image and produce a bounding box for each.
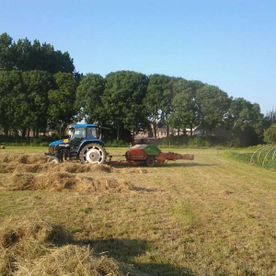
[72,128,86,139]
[87,127,98,139]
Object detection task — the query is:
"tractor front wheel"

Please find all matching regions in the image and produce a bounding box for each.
[79,143,106,164]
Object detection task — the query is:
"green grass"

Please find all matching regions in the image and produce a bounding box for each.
[225,147,276,170]
[0,145,48,153]
[0,146,275,275]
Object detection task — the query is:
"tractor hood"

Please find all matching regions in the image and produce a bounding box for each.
[49,139,69,148]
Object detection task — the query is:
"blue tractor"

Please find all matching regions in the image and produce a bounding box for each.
[47,124,106,164]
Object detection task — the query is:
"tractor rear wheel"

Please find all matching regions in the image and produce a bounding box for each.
[79,143,106,164]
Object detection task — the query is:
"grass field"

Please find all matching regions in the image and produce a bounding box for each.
[0,146,275,275]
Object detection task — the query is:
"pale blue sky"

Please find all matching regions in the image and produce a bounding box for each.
[0,0,275,113]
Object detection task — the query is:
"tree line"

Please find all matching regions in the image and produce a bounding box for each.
[0,33,275,145]
[76,72,268,146]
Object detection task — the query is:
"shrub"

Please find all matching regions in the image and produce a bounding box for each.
[264,124,276,144]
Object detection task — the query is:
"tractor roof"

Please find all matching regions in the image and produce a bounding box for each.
[73,124,98,129]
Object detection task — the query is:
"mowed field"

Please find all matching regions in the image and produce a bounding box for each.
[0,147,275,275]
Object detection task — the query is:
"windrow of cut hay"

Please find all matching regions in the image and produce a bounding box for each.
[0,153,113,173]
[0,153,137,193]
[0,218,131,276]
[0,171,133,193]
[0,153,50,165]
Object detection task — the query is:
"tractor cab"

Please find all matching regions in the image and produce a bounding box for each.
[70,124,100,140]
[69,124,102,153]
[47,124,106,164]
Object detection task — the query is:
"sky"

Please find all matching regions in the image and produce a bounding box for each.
[0,0,275,113]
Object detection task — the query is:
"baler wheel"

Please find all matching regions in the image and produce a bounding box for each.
[146,156,156,167]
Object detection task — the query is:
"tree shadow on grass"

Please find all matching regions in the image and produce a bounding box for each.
[135,262,193,276]
[79,238,193,275]
[156,162,218,168]
[54,223,193,275]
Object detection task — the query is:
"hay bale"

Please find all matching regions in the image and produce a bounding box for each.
[0,144,5,149]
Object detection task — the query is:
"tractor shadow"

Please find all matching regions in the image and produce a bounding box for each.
[77,238,193,275]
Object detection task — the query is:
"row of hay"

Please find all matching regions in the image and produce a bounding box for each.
[0,159,113,175]
[0,153,149,194]
[0,162,149,175]
[0,153,150,175]
[0,153,50,165]
[0,172,133,193]
[0,218,131,275]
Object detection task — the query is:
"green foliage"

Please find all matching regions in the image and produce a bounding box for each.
[102,71,148,139]
[156,135,225,147]
[0,135,55,146]
[264,109,276,129]
[196,85,231,133]
[169,87,200,134]
[226,147,276,170]
[75,74,105,123]
[227,98,263,146]
[144,74,174,138]
[104,140,128,147]
[264,124,276,144]
[48,73,77,134]
[0,70,26,134]
[0,33,74,73]
[225,151,252,163]
[22,70,54,134]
